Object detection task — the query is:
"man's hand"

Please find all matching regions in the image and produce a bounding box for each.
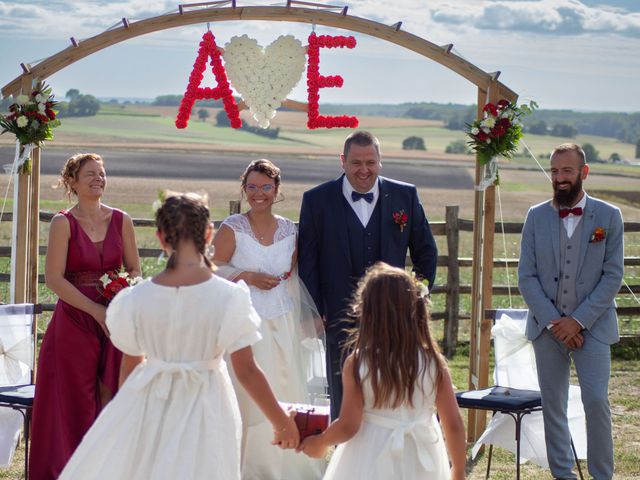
[550,317,584,349]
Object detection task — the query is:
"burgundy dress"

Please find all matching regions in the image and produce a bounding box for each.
[29,209,125,480]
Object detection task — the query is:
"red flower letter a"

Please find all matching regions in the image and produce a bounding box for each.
[176,31,241,129]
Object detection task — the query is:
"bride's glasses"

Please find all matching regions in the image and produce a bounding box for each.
[245,183,275,194]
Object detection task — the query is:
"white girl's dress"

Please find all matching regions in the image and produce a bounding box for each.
[221,213,324,480]
[59,276,262,480]
[324,361,451,480]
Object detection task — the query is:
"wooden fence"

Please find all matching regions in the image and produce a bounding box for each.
[1,205,639,355]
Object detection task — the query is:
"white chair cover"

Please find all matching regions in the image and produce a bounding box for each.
[471,309,587,467]
[0,303,35,466]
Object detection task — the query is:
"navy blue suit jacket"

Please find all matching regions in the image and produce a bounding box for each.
[298,175,437,337]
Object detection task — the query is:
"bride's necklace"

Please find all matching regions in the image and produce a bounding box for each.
[247,212,274,244]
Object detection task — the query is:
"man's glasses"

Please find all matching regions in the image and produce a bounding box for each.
[245,183,275,194]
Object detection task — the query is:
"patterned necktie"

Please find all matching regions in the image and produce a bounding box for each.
[559,207,583,218]
[351,191,374,204]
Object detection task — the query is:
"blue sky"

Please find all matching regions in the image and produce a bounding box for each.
[0,0,639,111]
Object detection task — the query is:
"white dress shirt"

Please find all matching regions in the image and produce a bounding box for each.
[561,194,587,239]
[342,176,379,227]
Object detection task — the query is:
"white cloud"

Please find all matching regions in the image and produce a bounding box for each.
[430,0,640,37]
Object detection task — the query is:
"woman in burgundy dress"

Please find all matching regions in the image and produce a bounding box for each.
[29,153,141,479]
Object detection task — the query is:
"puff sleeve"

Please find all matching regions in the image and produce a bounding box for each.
[218,281,262,354]
[106,285,144,356]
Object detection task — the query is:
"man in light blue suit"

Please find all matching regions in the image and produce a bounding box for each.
[518,143,624,480]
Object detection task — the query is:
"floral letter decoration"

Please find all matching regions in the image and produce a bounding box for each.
[0,80,60,174]
[176,31,241,129]
[223,35,306,129]
[466,99,536,166]
[307,33,358,129]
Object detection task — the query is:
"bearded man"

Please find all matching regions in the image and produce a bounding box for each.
[518,143,624,480]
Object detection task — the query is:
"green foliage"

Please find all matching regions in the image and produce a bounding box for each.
[527,120,548,135]
[636,138,640,159]
[402,136,426,150]
[57,89,100,118]
[551,123,578,138]
[0,80,61,146]
[152,94,183,106]
[215,109,231,127]
[582,142,601,163]
[445,139,470,154]
[467,100,537,165]
[609,152,621,163]
[197,108,210,121]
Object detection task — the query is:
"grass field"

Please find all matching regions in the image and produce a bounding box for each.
[0,106,638,478]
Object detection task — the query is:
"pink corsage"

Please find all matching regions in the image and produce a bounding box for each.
[589,227,606,243]
[393,210,408,232]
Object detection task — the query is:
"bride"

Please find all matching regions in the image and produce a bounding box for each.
[213,159,325,480]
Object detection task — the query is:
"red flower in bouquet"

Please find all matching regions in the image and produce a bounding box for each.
[393,209,408,232]
[99,270,141,303]
[0,80,60,147]
[466,99,537,165]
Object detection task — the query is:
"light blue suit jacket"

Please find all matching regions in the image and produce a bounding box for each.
[518,195,624,345]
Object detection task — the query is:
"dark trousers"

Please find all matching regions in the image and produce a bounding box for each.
[326,334,346,420]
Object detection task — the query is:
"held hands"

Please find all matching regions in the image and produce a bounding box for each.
[272,410,299,450]
[298,433,328,459]
[249,272,281,291]
[550,316,584,349]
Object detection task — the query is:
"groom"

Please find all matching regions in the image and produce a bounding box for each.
[298,130,438,418]
[518,143,623,479]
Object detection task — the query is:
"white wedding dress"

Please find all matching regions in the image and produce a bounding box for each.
[60,276,262,480]
[324,360,451,480]
[221,213,324,480]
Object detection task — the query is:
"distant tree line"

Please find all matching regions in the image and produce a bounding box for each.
[57,89,101,117]
[400,102,640,146]
[215,110,280,139]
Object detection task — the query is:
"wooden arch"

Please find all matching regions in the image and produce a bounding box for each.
[2,3,517,441]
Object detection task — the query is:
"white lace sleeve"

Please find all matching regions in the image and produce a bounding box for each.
[221,213,251,235]
[274,216,297,243]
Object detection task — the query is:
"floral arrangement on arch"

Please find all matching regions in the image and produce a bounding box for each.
[466,99,537,165]
[0,80,60,173]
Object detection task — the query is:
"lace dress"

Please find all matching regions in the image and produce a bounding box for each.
[324,360,451,480]
[221,214,324,480]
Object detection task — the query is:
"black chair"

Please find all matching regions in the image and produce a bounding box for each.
[0,303,41,480]
[456,309,584,480]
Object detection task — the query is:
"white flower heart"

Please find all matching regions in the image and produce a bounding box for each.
[223,35,306,129]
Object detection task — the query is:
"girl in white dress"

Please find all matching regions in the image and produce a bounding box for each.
[300,262,466,480]
[60,192,299,480]
[214,159,324,480]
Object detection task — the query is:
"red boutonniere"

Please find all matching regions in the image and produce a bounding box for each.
[393,210,408,232]
[589,227,606,243]
[98,270,141,303]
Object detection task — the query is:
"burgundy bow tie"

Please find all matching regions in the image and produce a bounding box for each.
[559,207,583,218]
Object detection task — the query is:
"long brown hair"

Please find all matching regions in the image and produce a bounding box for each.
[155,192,213,271]
[346,262,445,408]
